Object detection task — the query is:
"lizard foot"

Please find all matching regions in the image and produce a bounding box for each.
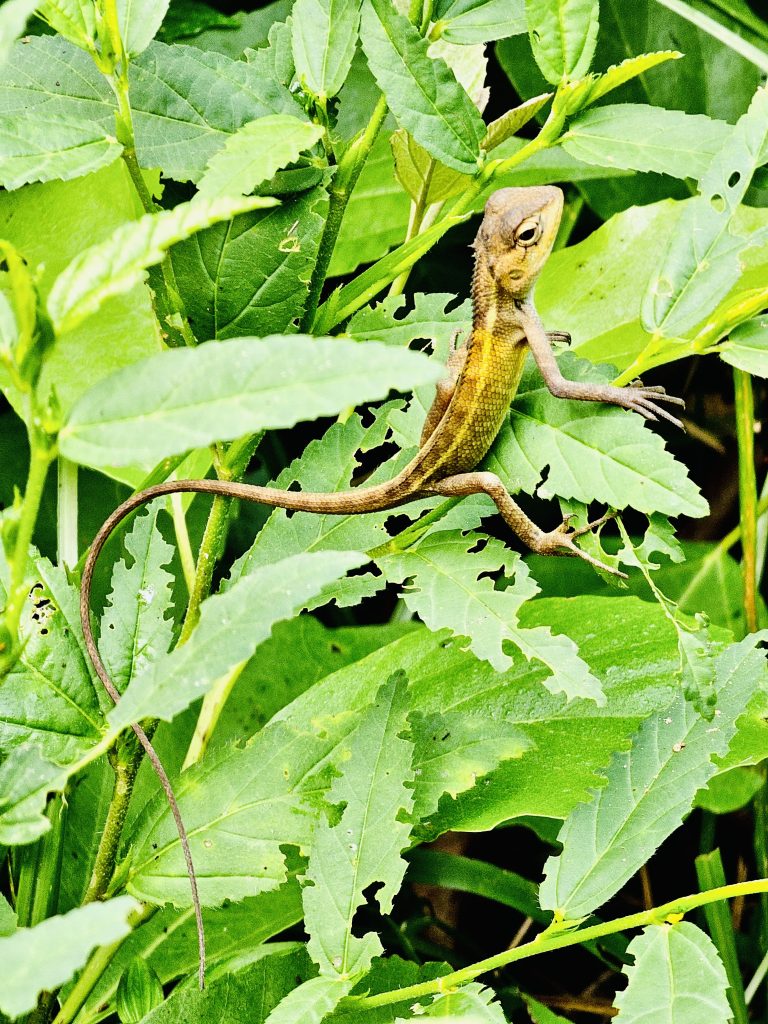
[618,381,686,429]
[534,512,627,578]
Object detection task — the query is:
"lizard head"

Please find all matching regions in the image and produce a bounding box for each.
[475,186,563,297]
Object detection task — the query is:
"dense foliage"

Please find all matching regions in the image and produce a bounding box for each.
[1,0,768,1021]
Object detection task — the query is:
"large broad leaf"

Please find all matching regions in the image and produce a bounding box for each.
[560,104,730,180]
[486,353,709,519]
[0,114,122,190]
[433,0,526,44]
[47,193,278,335]
[525,0,599,84]
[0,36,302,185]
[304,672,414,977]
[0,897,138,1019]
[642,84,768,337]
[59,334,440,468]
[171,187,327,340]
[110,550,366,731]
[98,508,175,696]
[197,115,324,197]
[292,0,361,100]
[378,532,605,704]
[118,0,170,56]
[613,923,731,1024]
[539,632,767,919]
[360,0,485,174]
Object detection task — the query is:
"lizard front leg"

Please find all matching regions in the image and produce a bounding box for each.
[432,471,625,576]
[420,339,468,445]
[519,304,685,427]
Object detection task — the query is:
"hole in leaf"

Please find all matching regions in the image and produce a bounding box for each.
[728,170,741,188]
[710,193,725,213]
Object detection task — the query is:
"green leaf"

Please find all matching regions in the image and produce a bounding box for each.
[0,36,302,186]
[397,981,507,1021]
[172,186,327,340]
[433,0,527,44]
[118,0,170,56]
[483,91,551,149]
[390,129,469,205]
[584,51,683,105]
[347,291,471,348]
[59,334,440,468]
[0,114,122,191]
[360,0,485,173]
[0,896,138,1019]
[0,0,43,66]
[292,0,361,100]
[304,672,414,977]
[560,104,730,180]
[197,114,324,197]
[98,508,175,696]
[264,976,354,1024]
[115,958,164,1023]
[378,531,605,703]
[613,922,731,1024]
[47,193,277,335]
[139,946,313,1024]
[720,314,768,375]
[110,550,366,731]
[523,996,574,1023]
[37,0,95,48]
[539,632,767,918]
[525,0,599,84]
[642,84,768,337]
[654,0,768,73]
[487,353,709,519]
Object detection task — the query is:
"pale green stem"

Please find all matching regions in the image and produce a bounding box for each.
[746,946,768,1005]
[183,662,246,768]
[355,879,768,1010]
[57,457,79,568]
[734,368,758,633]
[169,492,196,595]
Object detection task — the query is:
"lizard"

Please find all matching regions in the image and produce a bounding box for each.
[78,185,684,984]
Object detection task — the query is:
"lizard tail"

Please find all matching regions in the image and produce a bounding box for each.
[79,474,419,989]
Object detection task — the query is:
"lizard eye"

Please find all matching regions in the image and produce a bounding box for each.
[515,219,541,247]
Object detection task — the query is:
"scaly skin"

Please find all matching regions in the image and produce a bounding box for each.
[78,186,685,984]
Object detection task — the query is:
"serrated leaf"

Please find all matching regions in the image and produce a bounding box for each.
[398,981,507,1021]
[525,0,599,84]
[613,923,731,1024]
[487,352,709,519]
[0,0,43,66]
[118,0,170,56]
[642,84,768,337]
[305,672,414,978]
[264,976,354,1024]
[0,114,122,190]
[378,531,605,703]
[360,0,485,173]
[172,186,327,340]
[720,314,768,376]
[197,114,324,197]
[292,0,361,100]
[539,632,767,919]
[585,51,682,105]
[37,0,95,48]
[110,550,366,731]
[0,897,138,1019]
[99,507,175,695]
[59,335,440,468]
[347,291,471,348]
[560,104,730,179]
[483,92,551,150]
[47,193,277,334]
[434,0,526,45]
[0,37,302,186]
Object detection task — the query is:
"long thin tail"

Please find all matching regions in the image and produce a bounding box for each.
[78,475,415,989]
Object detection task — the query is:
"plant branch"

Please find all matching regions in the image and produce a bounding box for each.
[84,746,141,904]
[354,879,768,1010]
[733,367,758,633]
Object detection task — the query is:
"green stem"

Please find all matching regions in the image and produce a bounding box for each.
[50,904,156,1024]
[177,493,232,645]
[169,492,196,595]
[84,750,141,904]
[301,95,389,332]
[733,368,758,633]
[1,439,55,674]
[388,187,430,298]
[57,457,79,568]
[354,879,768,1010]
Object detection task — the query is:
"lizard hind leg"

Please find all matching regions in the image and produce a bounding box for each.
[432,471,626,578]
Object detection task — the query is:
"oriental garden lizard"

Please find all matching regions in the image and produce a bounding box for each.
[79,185,684,983]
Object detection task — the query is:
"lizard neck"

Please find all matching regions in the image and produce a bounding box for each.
[470,252,530,341]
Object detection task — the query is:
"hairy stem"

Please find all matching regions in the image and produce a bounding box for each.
[84,749,141,904]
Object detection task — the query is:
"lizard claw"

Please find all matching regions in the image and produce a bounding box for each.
[619,383,685,429]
